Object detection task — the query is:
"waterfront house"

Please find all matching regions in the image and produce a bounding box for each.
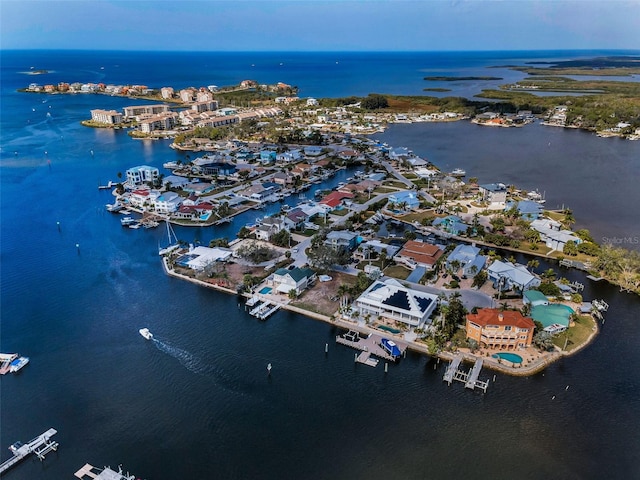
[530,219,582,251]
[354,278,438,328]
[394,240,443,270]
[126,165,159,186]
[445,244,487,278]
[269,267,316,295]
[176,246,233,271]
[389,147,412,161]
[255,216,287,241]
[487,260,541,292]
[325,230,359,252]
[432,215,469,236]
[155,191,183,214]
[284,208,309,230]
[505,200,543,220]
[197,160,236,177]
[466,308,535,350]
[387,191,420,211]
[319,191,354,210]
[128,189,160,209]
[479,183,508,208]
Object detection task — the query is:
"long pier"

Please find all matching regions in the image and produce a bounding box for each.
[0,428,58,475]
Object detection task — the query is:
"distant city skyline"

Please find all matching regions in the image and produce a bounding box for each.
[1,0,638,52]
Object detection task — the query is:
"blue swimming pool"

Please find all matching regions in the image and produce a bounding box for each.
[492,352,523,364]
[259,287,272,295]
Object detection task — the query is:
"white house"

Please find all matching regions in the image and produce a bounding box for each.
[269,267,316,295]
[530,219,582,251]
[354,278,438,328]
[155,191,183,214]
[126,165,159,186]
[487,260,541,292]
[479,183,508,208]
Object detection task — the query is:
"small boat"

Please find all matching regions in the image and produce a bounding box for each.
[9,356,29,373]
[450,168,466,177]
[139,328,153,340]
[120,216,136,226]
[128,223,141,229]
[106,203,123,213]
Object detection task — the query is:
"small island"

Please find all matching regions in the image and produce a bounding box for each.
[424,76,503,81]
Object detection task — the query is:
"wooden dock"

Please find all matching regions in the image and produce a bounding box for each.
[335,330,404,363]
[0,428,58,475]
[356,351,379,367]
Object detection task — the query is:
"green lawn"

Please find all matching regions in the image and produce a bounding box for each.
[553,314,596,352]
[383,264,412,280]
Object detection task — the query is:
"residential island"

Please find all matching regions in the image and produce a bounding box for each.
[21,58,640,378]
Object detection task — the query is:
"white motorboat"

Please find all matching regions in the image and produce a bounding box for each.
[451,168,466,177]
[9,356,29,373]
[139,328,153,340]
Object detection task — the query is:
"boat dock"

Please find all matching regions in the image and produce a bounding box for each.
[0,353,18,375]
[75,463,136,480]
[443,355,489,393]
[443,355,462,384]
[335,330,405,363]
[0,428,58,475]
[247,297,282,320]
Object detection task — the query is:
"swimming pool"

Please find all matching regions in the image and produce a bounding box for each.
[531,304,574,328]
[493,352,523,364]
[259,287,272,295]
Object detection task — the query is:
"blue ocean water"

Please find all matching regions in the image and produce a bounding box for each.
[1,50,640,480]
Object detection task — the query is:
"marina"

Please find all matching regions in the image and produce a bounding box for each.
[0,428,59,475]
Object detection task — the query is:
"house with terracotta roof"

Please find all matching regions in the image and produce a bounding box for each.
[466,308,535,350]
[319,191,354,210]
[394,240,443,270]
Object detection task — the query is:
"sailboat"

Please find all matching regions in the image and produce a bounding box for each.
[158,220,180,256]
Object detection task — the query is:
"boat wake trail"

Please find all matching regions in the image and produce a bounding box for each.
[152,339,210,375]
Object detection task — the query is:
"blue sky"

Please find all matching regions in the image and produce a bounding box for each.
[1,0,638,51]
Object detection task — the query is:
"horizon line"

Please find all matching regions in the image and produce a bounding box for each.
[3,48,640,54]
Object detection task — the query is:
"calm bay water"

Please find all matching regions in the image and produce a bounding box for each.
[1,50,639,480]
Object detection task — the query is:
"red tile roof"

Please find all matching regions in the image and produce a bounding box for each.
[397,240,443,266]
[467,308,534,329]
[320,191,354,208]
